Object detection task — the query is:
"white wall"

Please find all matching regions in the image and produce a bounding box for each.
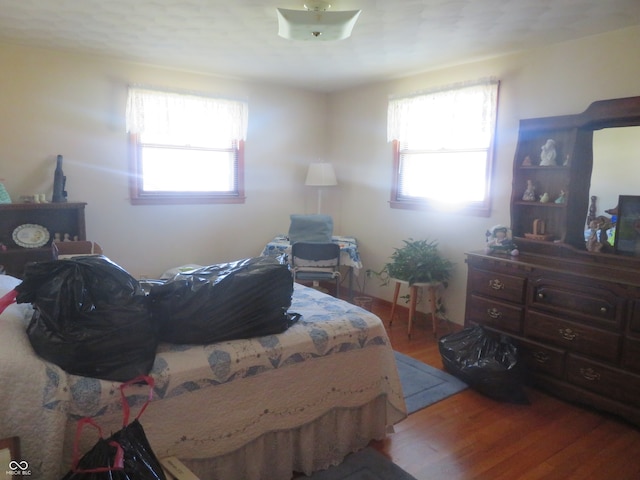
[1,26,639,324]
[329,26,640,324]
[0,44,328,277]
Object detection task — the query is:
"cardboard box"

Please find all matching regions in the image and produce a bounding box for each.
[52,241,103,259]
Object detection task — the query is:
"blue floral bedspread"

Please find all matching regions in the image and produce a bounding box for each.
[43,284,390,419]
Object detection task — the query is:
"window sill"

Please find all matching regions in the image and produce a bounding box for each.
[130,194,246,205]
[389,199,491,217]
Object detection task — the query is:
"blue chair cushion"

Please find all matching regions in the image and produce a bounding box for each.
[288,214,333,244]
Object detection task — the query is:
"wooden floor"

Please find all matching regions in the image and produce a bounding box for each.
[362,297,640,480]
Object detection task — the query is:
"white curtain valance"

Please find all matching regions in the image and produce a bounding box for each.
[387,79,499,150]
[126,87,248,144]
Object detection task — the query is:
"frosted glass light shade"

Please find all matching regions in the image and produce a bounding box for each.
[305,163,337,186]
[276,8,361,41]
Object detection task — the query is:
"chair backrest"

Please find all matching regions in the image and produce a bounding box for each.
[291,242,340,266]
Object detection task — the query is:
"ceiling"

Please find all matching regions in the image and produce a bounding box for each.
[0,0,638,92]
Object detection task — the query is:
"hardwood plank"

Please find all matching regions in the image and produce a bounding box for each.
[356,296,640,480]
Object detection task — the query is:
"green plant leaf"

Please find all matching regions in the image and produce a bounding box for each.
[374,238,455,286]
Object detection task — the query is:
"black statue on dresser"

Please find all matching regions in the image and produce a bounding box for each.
[52,154,67,203]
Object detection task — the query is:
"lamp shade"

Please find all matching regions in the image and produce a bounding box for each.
[276,7,361,41]
[305,163,337,186]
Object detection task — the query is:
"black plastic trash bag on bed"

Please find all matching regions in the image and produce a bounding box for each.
[149,256,297,344]
[16,256,157,382]
[438,325,529,404]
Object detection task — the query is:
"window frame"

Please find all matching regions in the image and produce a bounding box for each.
[388,80,499,217]
[389,139,495,216]
[128,134,245,205]
[126,86,247,206]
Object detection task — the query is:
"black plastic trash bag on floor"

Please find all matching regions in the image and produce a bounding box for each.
[61,418,128,480]
[149,256,297,344]
[438,325,529,404]
[62,376,166,480]
[16,256,157,382]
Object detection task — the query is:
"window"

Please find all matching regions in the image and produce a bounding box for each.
[126,87,248,205]
[387,79,499,216]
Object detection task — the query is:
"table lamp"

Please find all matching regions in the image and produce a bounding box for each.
[305,162,337,214]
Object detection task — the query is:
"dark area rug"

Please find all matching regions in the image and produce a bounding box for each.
[304,447,417,480]
[394,351,468,414]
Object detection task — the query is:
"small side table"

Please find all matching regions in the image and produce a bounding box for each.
[389,279,441,338]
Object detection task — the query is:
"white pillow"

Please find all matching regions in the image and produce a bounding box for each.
[288,214,334,244]
[0,274,21,296]
[0,274,31,320]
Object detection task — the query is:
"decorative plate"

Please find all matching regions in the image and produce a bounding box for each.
[12,224,50,248]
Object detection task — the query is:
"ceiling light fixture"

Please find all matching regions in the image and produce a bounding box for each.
[276,1,361,41]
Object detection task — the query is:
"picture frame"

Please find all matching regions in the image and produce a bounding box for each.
[614,195,640,256]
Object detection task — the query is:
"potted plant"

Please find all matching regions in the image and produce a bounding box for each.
[375,238,455,287]
[373,238,455,321]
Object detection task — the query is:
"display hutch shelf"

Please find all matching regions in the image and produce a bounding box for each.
[511,109,593,247]
[0,202,86,277]
[511,96,640,251]
[465,97,640,426]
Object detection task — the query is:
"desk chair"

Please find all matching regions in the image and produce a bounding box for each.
[291,242,341,297]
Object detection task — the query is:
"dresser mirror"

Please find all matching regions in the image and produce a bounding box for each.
[591,125,640,219]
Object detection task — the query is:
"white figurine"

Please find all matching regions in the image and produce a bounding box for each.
[522,179,536,201]
[540,139,557,166]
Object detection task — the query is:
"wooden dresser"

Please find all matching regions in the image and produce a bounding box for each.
[465,249,640,426]
[0,202,87,278]
[464,96,640,426]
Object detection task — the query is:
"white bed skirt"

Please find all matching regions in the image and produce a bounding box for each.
[60,344,405,480]
[183,395,390,480]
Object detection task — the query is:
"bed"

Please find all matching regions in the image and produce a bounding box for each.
[0,273,406,479]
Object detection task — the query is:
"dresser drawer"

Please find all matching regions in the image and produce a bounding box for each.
[567,355,640,408]
[630,300,640,333]
[466,294,524,334]
[468,267,526,303]
[513,337,565,379]
[530,277,621,329]
[622,336,640,372]
[526,310,621,363]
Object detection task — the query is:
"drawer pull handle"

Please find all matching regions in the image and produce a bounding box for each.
[533,351,550,364]
[580,367,601,381]
[489,279,504,290]
[558,328,577,341]
[537,292,545,300]
[600,306,608,314]
[486,308,502,319]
